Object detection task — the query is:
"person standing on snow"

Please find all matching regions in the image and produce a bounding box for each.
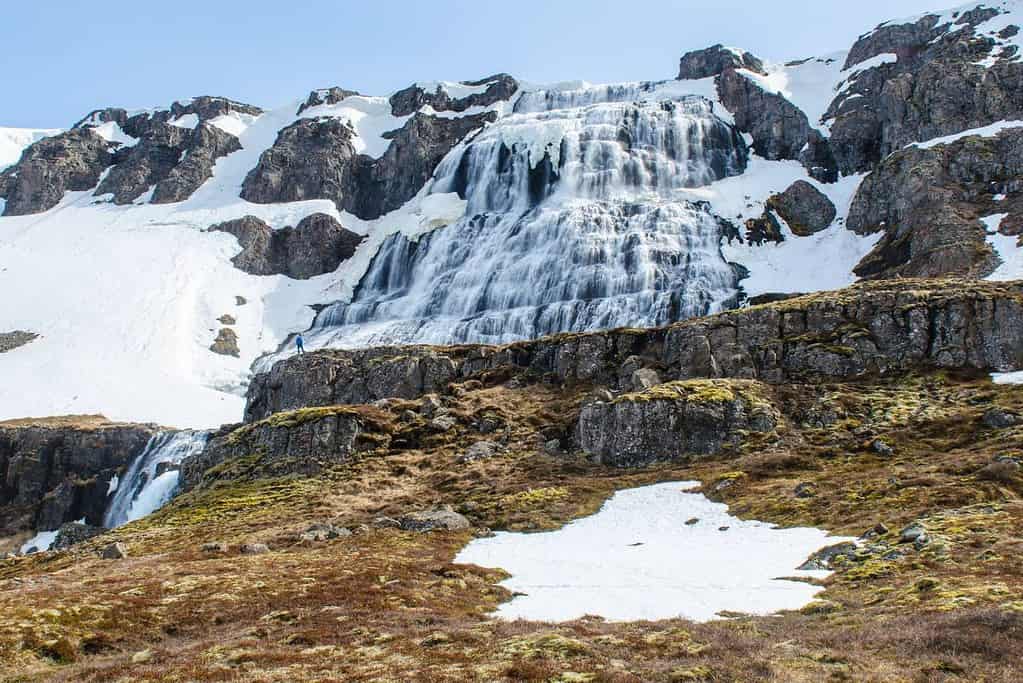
[296,334,305,354]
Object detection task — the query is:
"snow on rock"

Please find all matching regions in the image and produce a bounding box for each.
[169,113,200,129]
[910,120,1023,149]
[19,528,59,555]
[89,121,138,148]
[982,213,1023,281]
[456,482,853,623]
[0,127,62,171]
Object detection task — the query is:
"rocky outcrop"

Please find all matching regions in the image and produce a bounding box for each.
[240,111,495,220]
[297,87,361,115]
[179,407,384,490]
[0,129,113,216]
[766,181,836,236]
[95,121,241,205]
[0,419,156,535]
[210,328,240,357]
[678,45,765,80]
[847,127,1023,279]
[826,7,1023,174]
[389,74,517,116]
[209,213,362,279]
[51,521,106,550]
[576,380,778,467]
[0,331,38,353]
[716,68,814,165]
[245,280,1023,419]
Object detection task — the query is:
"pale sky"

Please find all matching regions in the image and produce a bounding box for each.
[3,0,949,128]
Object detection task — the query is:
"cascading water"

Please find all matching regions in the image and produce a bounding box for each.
[103,430,209,528]
[308,86,747,349]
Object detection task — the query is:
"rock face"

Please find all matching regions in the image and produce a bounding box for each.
[678,45,765,80]
[576,380,778,467]
[716,68,813,164]
[245,280,1023,419]
[766,181,837,236]
[0,129,113,216]
[209,213,363,279]
[240,111,495,220]
[847,128,1023,279]
[179,407,382,491]
[826,7,1023,175]
[389,74,518,116]
[0,420,156,535]
[1,96,261,215]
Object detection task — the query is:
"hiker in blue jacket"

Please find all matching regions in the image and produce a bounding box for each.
[296,334,305,354]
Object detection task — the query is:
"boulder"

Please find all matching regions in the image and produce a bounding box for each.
[209,213,363,279]
[100,542,128,559]
[397,506,471,532]
[576,380,778,467]
[209,328,240,357]
[240,543,269,555]
[982,407,1020,429]
[765,181,836,236]
[457,441,499,464]
[797,542,858,570]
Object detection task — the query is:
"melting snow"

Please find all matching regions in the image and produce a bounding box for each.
[456,482,852,622]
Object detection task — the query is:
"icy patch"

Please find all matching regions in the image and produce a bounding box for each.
[910,120,1023,149]
[20,529,59,554]
[456,482,852,622]
[993,370,1023,384]
[169,113,200,129]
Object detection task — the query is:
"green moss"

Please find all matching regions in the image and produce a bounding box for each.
[614,379,769,406]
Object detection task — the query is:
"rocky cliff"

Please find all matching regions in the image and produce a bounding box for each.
[0,417,155,535]
[245,279,1023,420]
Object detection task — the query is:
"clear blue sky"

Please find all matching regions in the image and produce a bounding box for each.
[5,0,946,128]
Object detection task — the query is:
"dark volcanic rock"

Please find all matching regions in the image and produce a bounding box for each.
[678,45,765,80]
[389,74,517,116]
[576,380,778,467]
[209,213,362,279]
[827,8,1023,174]
[0,129,114,216]
[179,408,380,491]
[846,127,1023,279]
[766,180,837,236]
[297,87,362,115]
[0,420,156,535]
[244,280,1023,420]
[240,111,495,220]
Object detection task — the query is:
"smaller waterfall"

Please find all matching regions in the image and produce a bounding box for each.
[103,430,209,528]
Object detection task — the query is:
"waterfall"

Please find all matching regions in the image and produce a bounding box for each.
[308,89,747,349]
[103,430,209,528]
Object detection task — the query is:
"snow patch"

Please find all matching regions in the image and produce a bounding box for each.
[456,482,853,622]
[910,120,1023,149]
[0,127,62,171]
[169,113,200,130]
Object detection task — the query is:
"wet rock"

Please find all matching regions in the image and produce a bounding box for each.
[0,421,155,536]
[210,328,240,357]
[677,45,765,80]
[100,542,128,559]
[576,380,777,467]
[52,522,105,550]
[798,542,858,570]
[457,440,500,464]
[982,407,1020,429]
[0,128,113,216]
[0,331,39,354]
[398,506,471,532]
[389,74,517,116]
[209,213,362,279]
[765,181,836,236]
[240,543,269,555]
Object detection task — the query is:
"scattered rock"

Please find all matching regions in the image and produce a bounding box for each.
[0,331,39,354]
[300,523,351,542]
[871,439,895,457]
[684,518,700,526]
[100,542,128,560]
[397,506,471,532]
[235,296,247,306]
[131,649,154,664]
[217,314,236,325]
[429,415,457,432]
[982,408,1020,429]
[718,526,730,532]
[457,441,500,464]
[798,542,858,570]
[419,394,444,418]
[240,543,269,555]
[389,74,518,116]
[201,541,228,553]
[209,328,240,357]
[372,517,401,529]
[860,522,889,539]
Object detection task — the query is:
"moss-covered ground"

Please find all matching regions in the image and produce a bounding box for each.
[1,370,1021,681]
